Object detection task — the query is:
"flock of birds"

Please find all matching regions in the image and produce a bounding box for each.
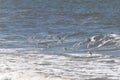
[27,34,67,48]
[27,33,120,56]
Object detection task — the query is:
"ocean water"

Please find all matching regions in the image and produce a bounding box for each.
[0,0,120,80]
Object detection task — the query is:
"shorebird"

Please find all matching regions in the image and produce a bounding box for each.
[57,34,68,43]
[88,50,92,56]
[68,34,118,55]
[27,33,66,49]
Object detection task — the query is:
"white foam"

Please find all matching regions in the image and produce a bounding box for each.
[0,49,120,80]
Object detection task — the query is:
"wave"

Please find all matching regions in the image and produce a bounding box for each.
[0,48,120,80]
[73,34,120,52]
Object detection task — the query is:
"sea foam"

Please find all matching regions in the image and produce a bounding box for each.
[0,48,120,80]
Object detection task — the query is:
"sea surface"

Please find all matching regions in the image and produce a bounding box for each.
[0,0,120,80]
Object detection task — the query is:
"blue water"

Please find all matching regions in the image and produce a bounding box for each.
[0,1,120,80]
[0,0,120,55]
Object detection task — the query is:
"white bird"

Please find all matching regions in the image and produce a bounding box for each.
[73,34,119,53]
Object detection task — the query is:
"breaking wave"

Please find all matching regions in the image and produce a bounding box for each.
[73,34,120,52]
[0,48,120,80]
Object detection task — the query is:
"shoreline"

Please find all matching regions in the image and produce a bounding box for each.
[0,50,119,80]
